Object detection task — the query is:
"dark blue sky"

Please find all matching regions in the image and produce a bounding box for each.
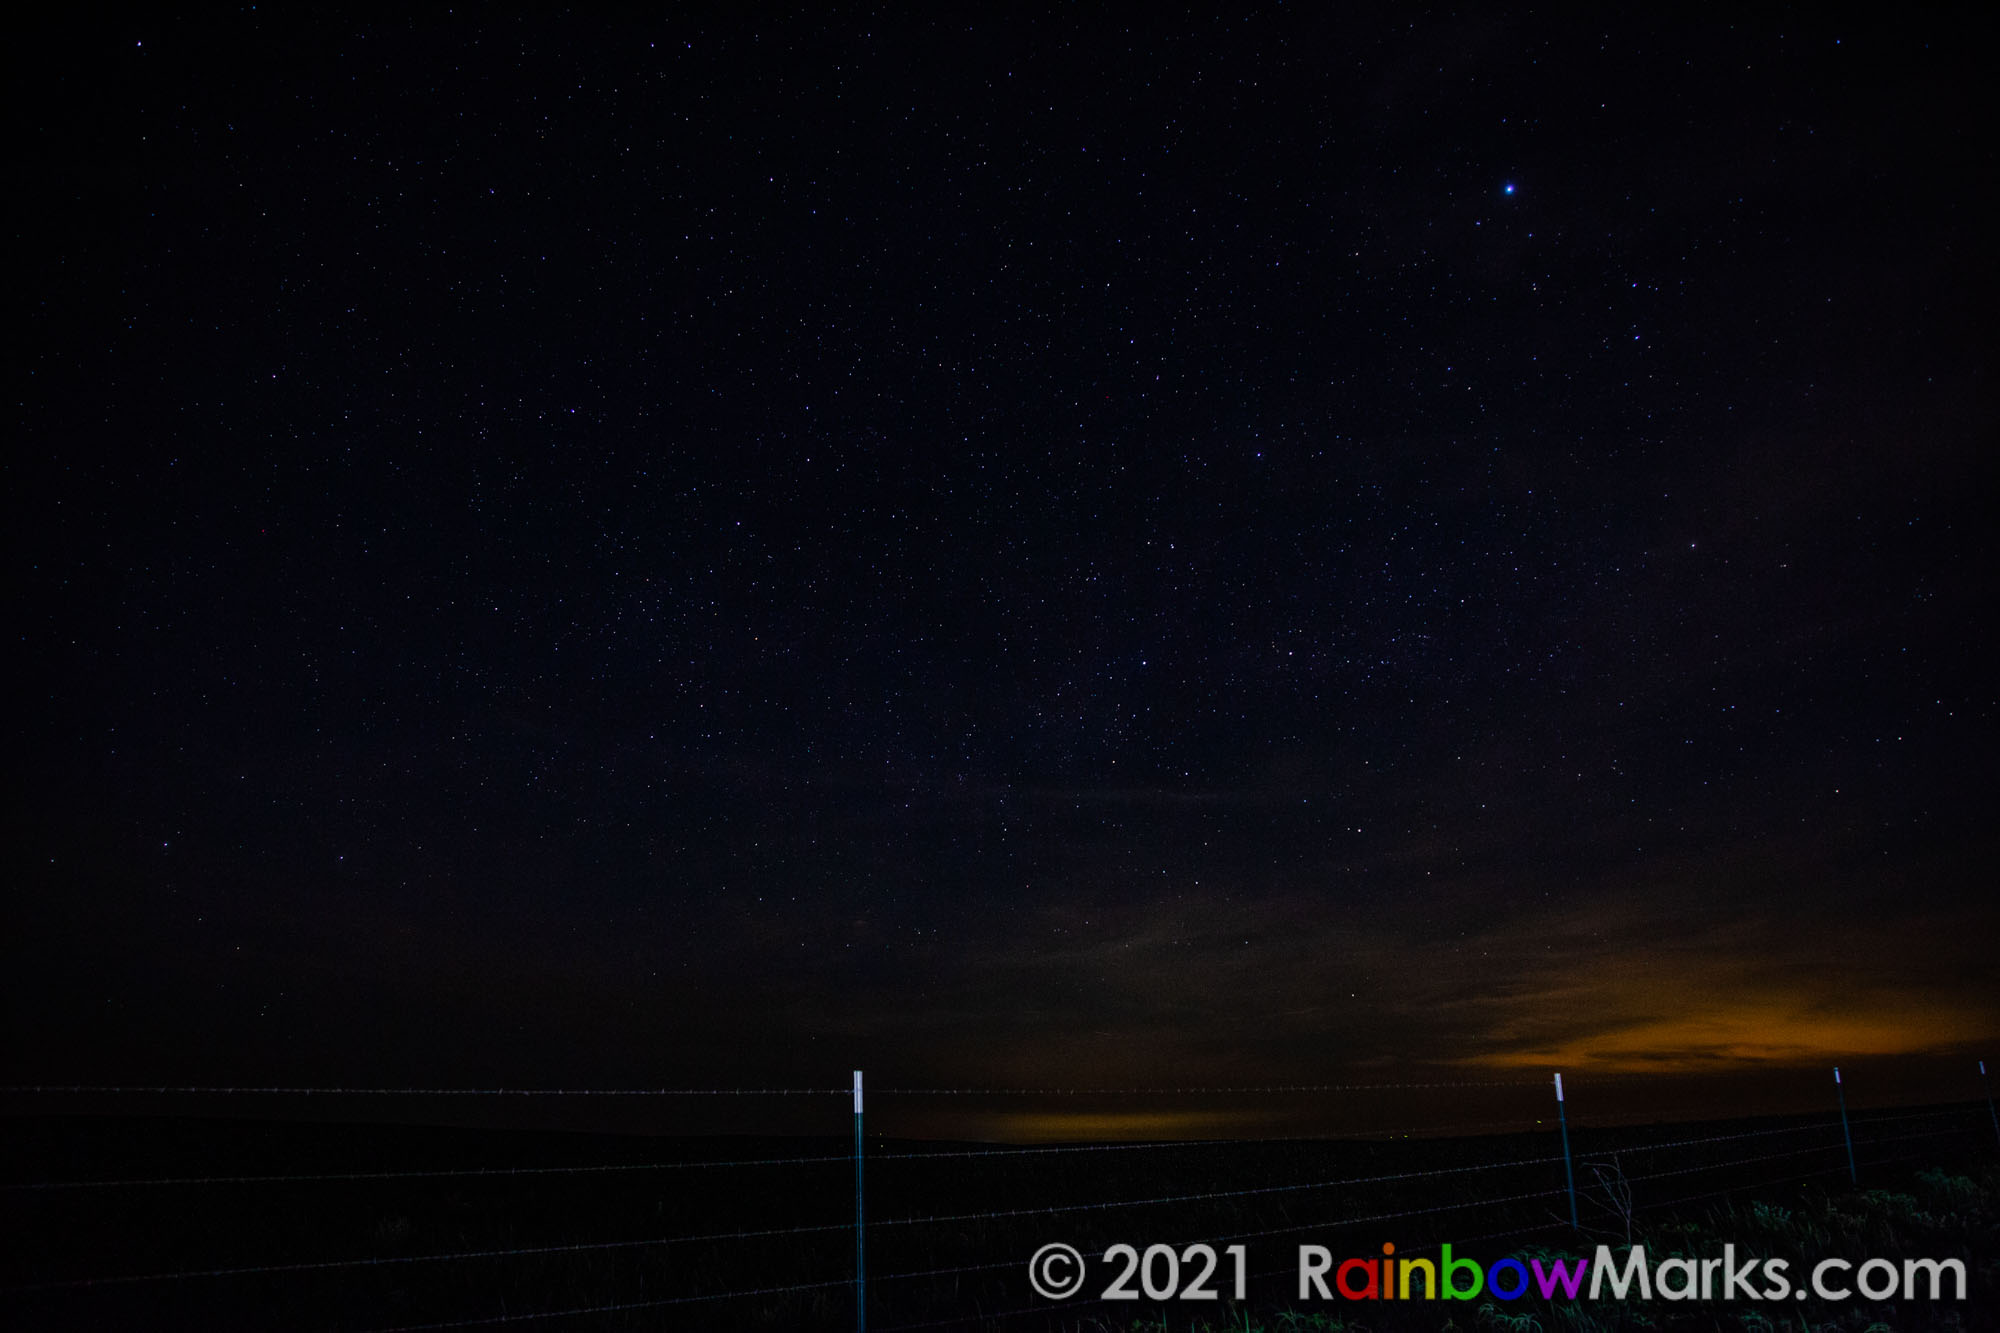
[8,10,1994,1107]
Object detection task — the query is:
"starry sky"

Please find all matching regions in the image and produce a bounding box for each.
[8,11,1996,1122]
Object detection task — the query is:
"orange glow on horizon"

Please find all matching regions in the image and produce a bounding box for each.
[951,1109,1287,1143]
[1462,997,1993,1073]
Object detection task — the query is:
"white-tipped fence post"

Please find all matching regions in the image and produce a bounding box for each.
[853,1070,866,1332]
[1982,1061,1999,1152]
[1833,1067,1857,1185]
[1555,1072,1578,1229]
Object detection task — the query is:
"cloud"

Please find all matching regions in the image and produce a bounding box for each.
[1463,995,1993,1073]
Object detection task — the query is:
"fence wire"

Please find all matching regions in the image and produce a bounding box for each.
[6,1078,1989,1326]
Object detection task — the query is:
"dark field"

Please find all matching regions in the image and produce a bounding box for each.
[5,1101,1993,1330]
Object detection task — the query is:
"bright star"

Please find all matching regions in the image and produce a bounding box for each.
[1503,183,1516,195]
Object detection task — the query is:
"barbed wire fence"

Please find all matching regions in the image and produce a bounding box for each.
[3,1064,1994,1330]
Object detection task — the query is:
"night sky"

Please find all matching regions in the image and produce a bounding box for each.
[9,12,1995,1126]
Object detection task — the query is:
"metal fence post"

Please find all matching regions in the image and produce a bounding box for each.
[1982,1060,2000,1152]
[854,1069,866,1332]
[1833,1066,1857,1185]
[1555,1071,1578,1229]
